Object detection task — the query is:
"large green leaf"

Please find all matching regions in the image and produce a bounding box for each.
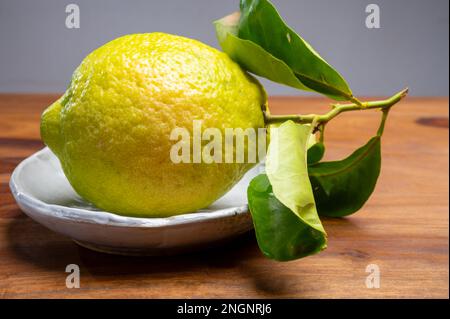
[308,136,381,217]
[247,121,327,261]
[215,13,311,92]
[215,0,354,101]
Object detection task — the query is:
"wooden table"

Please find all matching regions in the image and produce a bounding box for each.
[0,94,448,299]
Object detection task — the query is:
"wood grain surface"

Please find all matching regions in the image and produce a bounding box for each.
[0,94,448,299]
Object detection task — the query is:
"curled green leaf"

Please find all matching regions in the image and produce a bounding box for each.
[266,121,325,233]
[215,0,354,101]
[247,121,327,261]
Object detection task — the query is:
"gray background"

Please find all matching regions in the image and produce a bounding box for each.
[0,0,448,96]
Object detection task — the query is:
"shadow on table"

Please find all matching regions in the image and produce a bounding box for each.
[6,215,257,274]
[7,213,361,297]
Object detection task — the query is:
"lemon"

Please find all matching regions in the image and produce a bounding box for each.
[41,33,266,217]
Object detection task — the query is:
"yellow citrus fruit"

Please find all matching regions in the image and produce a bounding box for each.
[41,33,266,217]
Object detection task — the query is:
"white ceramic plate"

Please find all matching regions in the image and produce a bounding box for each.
[9,148,262,255]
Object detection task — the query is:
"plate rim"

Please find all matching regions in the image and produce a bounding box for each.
[9,148,251,229]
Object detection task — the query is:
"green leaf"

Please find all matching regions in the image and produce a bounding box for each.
[308,136,381,217]
[215,0,354,101]
[248,174,327,261]
[247,121,327,261]
[266,121,325,233]
[214,13,311,92]
[307,142,325,165]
